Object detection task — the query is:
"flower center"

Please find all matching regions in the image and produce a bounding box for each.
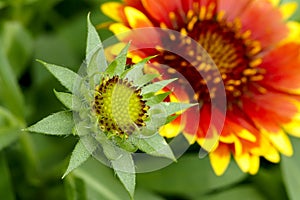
[93,76,148,136]
[154,11,266,106]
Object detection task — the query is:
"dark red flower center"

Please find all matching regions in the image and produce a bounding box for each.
[152,14,266,106]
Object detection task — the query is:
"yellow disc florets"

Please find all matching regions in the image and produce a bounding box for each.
[92,76,149,137]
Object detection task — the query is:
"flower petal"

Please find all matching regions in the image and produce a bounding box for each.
[234,152,250,173]
[263,129,293,156]
[101,2,126,22]
[209,143,231,176]
[249,155,260,175]
[124,0,145,11]
[280,2,298,20]
[260,43,300,94]
[242,92,299,133]
[159,115,183,138]
[141,0,183,28]
[109,23,131,36]
[218,0,252,21]
[240,0,288,47]
[268,0,280,6]
[284,21,300,43]
[124,6,154,28]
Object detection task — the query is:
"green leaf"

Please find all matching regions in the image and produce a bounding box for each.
[86,14,107,81]
[37,60,81,92]
[65,175,87,200]
[111,152,136,199]
[26,111,74,135]
[0,127,21,151]
[249,166,287,199]
[134,133,175,161]
[202,185,265,200]
[141,78,177,95]
[0,153,15,200]
[282,138,300,200]
[0,21,33,78]
[73,157,162,200]
[63,140,91,178]
[74,158,130,200]
[0,106,21,126]
[0,44,25,118]
[105,43,130,76]
[54,90,73,109]
[137,154,246,199]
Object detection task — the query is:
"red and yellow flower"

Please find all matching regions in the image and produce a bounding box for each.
[101,0,300,175]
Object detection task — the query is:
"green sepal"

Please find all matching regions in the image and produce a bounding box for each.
[133,133,176,161]
[54,90,73,110]
[146,91,171,106]
[37,60,81,92]
[54,90,81,111]
[63,140,91,178]
[156,102,198,116]
[86,13,107,77]
[25,111,74,136]
[135,73,159,88]
[111,151,135,199]
[96,134,136,198]
[141,78,177,95]
[105,43,130,77]
[113,136,138,153]
[121,56,156,83]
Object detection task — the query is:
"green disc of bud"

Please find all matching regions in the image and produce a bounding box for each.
[93,76,149,137]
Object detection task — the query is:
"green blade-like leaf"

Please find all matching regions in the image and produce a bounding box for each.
[0,44,25,118]
[65,175,87,200]
[202,185,266,200]
[25,111,74,135]
[63,140,91,178]
[134,133,175,161]
[0,153,15,200]
[1,21,33,78]
[141,78,177,95]
[74,158,129,200]
[0,127,20,151]
[111,152,136,199]
[37,60,81,92]
[105,43,130,76]
[73,158,161,200]
[137,155,246,199]
[282,138,300,200]
[54,90,73,109]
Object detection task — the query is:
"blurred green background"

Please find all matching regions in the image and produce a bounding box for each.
[0,0,300,199]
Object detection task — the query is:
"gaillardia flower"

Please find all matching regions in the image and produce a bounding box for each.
[101,0,300,175]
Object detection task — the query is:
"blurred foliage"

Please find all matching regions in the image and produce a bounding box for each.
[0,0,300,199]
